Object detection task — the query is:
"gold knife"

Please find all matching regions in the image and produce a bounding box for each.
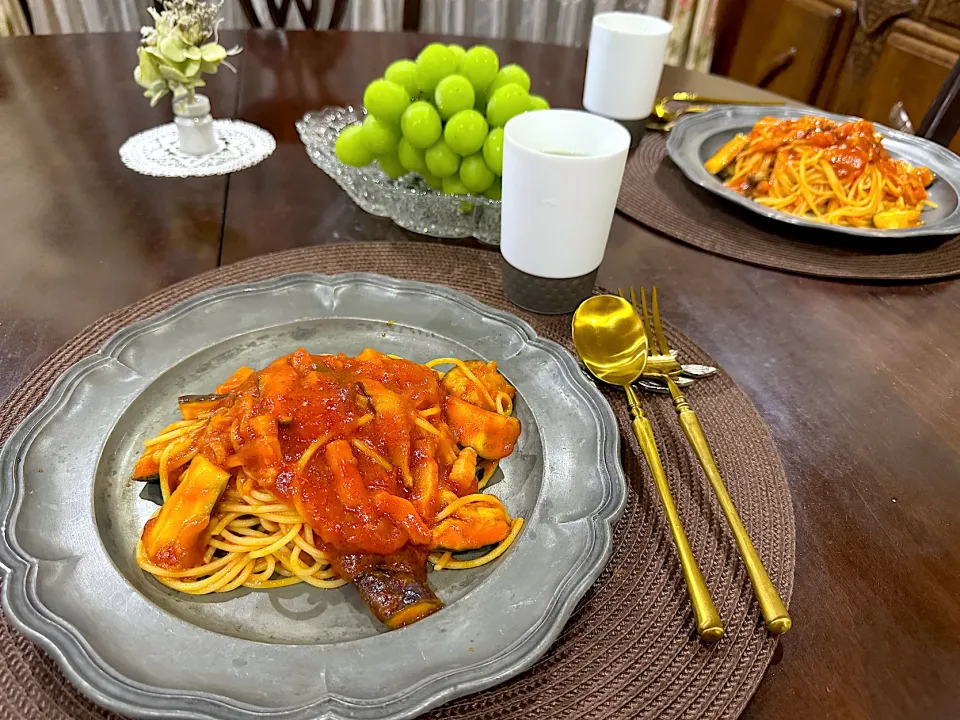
[659,374,792,635]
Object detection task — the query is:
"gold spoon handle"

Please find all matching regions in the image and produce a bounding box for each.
[625,386,724,642]
[662,377,792,635]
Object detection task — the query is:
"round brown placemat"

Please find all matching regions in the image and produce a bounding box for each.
[618,132,960,281]
[0,242,795,720]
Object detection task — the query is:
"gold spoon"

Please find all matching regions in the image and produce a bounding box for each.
[572,295,724,642]
[649,104,712,130]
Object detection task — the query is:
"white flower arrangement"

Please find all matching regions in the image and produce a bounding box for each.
[134,0,241,106]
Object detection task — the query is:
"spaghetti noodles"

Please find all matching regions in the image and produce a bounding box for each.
[704,116,936,229]
[132,348,523,628]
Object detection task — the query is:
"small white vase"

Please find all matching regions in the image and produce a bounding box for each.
[173,93,217,156]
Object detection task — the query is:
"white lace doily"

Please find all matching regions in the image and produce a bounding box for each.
[119,120,276,178]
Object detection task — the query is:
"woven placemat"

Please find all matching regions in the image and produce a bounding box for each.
[618,132,960,281]
[0,242,795,720]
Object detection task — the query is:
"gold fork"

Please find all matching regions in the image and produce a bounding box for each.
[622,287,682,377]
[648,94,785,132]
[623,287,793,635]
[653,93,785,120]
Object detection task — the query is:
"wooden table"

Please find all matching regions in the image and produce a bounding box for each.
[2,30,959,720]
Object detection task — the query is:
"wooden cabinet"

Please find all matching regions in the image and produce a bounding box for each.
[714,0,960,152]
[857,21,960,153]
[924,0,960,35]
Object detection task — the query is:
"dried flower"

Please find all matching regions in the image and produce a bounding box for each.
[134,0,241,107]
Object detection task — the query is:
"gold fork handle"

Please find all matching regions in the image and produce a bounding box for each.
[672,92,785,106]
[673,402,792,635]
[626,388,724,642]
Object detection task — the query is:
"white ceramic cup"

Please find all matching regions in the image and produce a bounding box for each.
[500,109,630,309]
[583,12,672,122]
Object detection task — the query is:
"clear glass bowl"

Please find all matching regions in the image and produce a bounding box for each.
[296,107,502,245]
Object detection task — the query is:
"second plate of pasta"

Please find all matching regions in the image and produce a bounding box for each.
[667,106,960,239]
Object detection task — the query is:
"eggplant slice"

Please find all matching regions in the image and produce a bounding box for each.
[339,548,443,629]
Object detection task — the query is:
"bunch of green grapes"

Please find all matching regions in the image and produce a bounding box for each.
[335,42,549,200]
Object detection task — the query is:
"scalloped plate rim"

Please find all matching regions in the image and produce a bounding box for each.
[0,272,626,720]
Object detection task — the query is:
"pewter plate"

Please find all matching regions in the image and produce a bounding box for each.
[667,106,960,238]
[0,273,625,720]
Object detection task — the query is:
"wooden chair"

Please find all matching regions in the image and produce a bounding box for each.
[917,57,960,149]
[236,0,421,31]
[237,0,350,29]
[710,0,857,107]
[15,0,33,33]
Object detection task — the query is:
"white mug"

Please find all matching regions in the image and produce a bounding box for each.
[499,109,630,312]
[583,12,672,122]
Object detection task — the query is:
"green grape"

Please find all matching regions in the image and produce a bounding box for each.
[488,64,531,94]
[397,136,426,173]
[482,127,504,176]
[529,94,550,111]
[459,153,495,193]
[400,101,442,149]
[384,59,419,98]
[447,44,466,62]
[415,43,458,93]
[376,151,406,179]
[484,178,502,201]
[443,109,488,156]
[421,169,444,191]
[363,79,411,123]
[486,84,530,127]
[459,45,499,93]
[335,124,374,167]
[434,74,475,120]
[425,138,462,178]
[361,114,400,155]
[442,175,470,196]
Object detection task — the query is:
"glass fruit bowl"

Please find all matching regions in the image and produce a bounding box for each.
[297,107,502,245]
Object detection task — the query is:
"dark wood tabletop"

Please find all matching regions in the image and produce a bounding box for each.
[2,29,959,720]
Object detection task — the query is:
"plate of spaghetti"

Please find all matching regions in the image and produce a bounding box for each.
[133,348,525,630]
[667,106,960,238]
[0,273,625,720]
